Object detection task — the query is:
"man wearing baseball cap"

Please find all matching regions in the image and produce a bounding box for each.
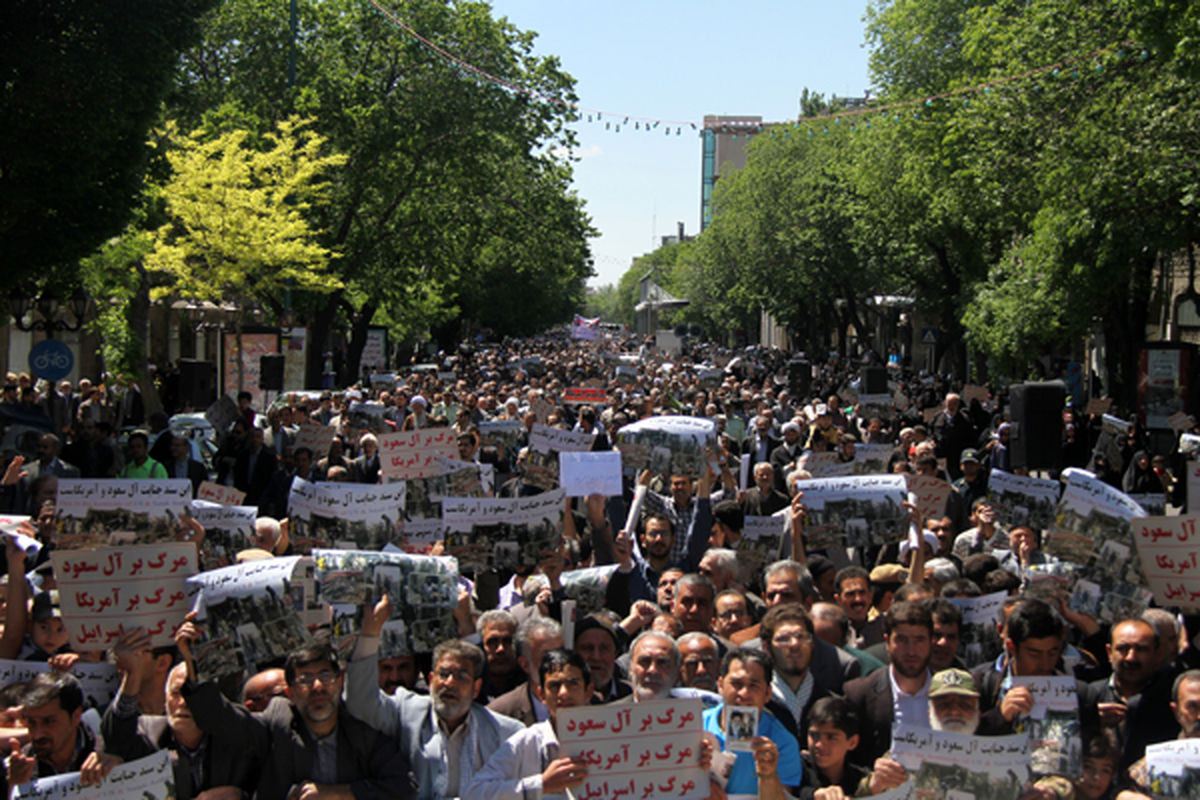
[927,668,981,734]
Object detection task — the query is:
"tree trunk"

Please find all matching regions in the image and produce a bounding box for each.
[342,300,378,385]
[130,260,164,416]
[306,291,341,389]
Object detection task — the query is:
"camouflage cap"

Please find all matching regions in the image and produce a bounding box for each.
[928,668,979,698]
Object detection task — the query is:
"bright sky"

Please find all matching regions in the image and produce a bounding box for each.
[487,0,874,289]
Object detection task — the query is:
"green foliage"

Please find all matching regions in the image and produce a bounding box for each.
[657,0,1198,389]
[167,0,593,369]
[80,225,155,379]
[147,116,346,303]
[583,284,622,323]
[0,0,217,284]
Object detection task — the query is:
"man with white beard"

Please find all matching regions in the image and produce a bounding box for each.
[864,669,984,794]
[926,669,982,733]
[345,595,523,800]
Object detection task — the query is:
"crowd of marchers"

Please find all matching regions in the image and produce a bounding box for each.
[0,328,1196,800]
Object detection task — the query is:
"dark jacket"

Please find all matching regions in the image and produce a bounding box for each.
[234,445,278,506]
[102,702,262,800]
[796,752,869,800]
[1081,669,1181,773]
[842,667,895,769]
[184,679,414,800]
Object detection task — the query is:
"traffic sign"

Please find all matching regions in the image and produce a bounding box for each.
[920,327,940,345]
[28,340,74,382]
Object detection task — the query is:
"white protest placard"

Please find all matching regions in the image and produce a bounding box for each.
[204,394,239,433]
[736,515,786,586]
[856,393,894,420]
[189,501,257,570]
[52,543,197,650]
[1048,467,1146,586]
[0,660,120,708]
[523,563,619,615]
[294,423,336,458]
[853,443,894,475]
[559,450,623,497]
[54,479,193,549]
[196,481,246,507]
[791,474,908,550]
[905,474,952,522]
[738,453,750,490]
[891,727,1030,800]
[287,479,406,553]
[1143,738,1200,795]
[1085,397,1113,417]
[1133,514,1200,610]
[616,416,718,480]
[315,549,459,656]
[442,489,565,573]
[397,518,446,555]
[797,451,842,478]
[185,556,314,680]
[13,750,173,800]
[525,424,595,490]
[556,699,708,800]
[1011,675,1082,777]
[1126,493,1166,517]
[530,394,554,425]
[377,429,458,480]
[948,590,1007,665]
[961,384,989,405]
[987,470,1061,532]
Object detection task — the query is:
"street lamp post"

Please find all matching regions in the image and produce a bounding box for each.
[8,287,89,339]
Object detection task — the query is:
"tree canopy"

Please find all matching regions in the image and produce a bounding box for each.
[0,0,217,284]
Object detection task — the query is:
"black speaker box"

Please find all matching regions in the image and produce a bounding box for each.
[178,359,216,410]
[1009,380,1065,471]
[788,358,811,400]
[863,365,889,395]
[259,354,285,391]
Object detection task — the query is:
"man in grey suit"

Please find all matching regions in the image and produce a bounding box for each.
[346,596,523,800]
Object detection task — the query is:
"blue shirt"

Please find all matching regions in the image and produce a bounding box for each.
[702,704,803,794]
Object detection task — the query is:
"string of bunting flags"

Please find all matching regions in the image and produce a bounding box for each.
[366,0,1151,141]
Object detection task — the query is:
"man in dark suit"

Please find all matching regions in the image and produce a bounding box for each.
[1080,617,1181,773]
[842,602,934,769]
[103,638,261,799]
[23,434,80,480]
[768,422,804,494]
[234,427,278,508]
[486,617,563,727]
[742,414,781,467]
[164,434,207,496]
[739,462,790,517]
[761,603,862,742]
[350,433,381,484]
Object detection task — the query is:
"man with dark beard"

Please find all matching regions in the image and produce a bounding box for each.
[842,602,934,769]
[175,613,413,800]
[346,595,522,800]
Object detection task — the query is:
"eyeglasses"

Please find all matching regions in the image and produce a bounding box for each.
[433,668,473,682]
[717,608,748,620]
[292,670,338,687]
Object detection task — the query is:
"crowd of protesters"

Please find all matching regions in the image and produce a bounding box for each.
[0,327,1196,800]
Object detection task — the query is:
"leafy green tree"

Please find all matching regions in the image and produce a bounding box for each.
[170,0,592,382]
[0,0,217,284]
[147,116,345,390]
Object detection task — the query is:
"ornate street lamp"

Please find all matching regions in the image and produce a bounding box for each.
[8,286,89,339]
